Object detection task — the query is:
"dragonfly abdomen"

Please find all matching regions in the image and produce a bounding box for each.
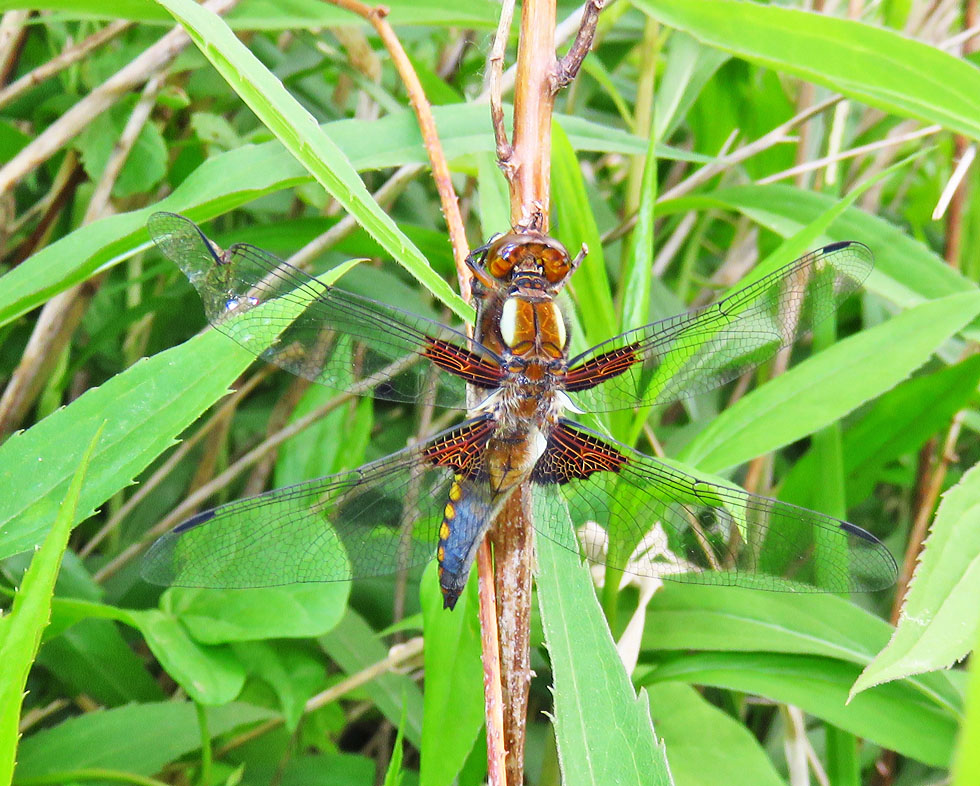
[437,473,500,609]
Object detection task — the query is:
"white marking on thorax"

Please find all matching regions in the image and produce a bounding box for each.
[499,297,519,348]
[549,302,567,348]
[529,427,548,463]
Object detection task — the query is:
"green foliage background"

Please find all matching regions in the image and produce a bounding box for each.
[1,1,979,785]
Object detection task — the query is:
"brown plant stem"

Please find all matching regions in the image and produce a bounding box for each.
[552,0,605,90]
[486,1,605,783]
[478,538,508,786]
[943,0,979,268]
[320,3,509,779]
[508,0,557,230]
[890,411,965,625]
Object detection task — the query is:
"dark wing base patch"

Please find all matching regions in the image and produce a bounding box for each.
[532,420,628,484]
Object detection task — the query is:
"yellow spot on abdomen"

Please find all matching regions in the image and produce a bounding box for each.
[437,546,446,561]
[444,503,456,520]
[440,521,451,540]
[449,482,462,501]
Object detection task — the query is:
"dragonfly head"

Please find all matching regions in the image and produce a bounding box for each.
[468,231,576,294]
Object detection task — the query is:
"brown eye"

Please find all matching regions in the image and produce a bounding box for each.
[542,248,571,283]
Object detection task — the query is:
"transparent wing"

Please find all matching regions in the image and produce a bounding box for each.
[148,213,504,409]
[565,242,873,412]
[533,422,897,593]
[142,418,497,589]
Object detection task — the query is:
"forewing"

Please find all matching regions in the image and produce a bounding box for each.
[565,242,873,412]
[141,417,498,589]
[533,424,897,593]
[148,213,503,409]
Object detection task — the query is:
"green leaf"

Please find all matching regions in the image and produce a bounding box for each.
[647,682,784,786]
[654,32,728,142]
[782,355,980,506]
[644,652,956,768]
[167,584,349,644]
[128,607,246,705]
[640,584,963,716]
[636,0,980,141]
[0,426,101,784]
[36,618,163,706]
[0,0,501,28]
[0,330,253,561]
[155,0,470,321]
[620,129,656,333]
[419,564,484,786]
[952,616,980,785]
[75,101,167,198]
[536,531,673,786]
[852,460,980,695]
[13,701,272,780]
[552,120,618,346]
[680,291,980,472]
[476,152,511,238]
[46,597,245,705]
[232,641,325,731]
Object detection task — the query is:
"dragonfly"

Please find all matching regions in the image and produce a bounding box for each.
[142,213,897,610]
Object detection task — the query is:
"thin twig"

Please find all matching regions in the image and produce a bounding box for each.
[934,140,976,221]
[660,95,841,202]
[488,0,516,171]
[941,0,979,268]
[478,540,508,786]
[0,21,133,110]
[552,0,605,91]
[605,94,841,244]
[7,152,85,266]
[0,11,30,86]
[87,73,166,219]
[758,124,941,186]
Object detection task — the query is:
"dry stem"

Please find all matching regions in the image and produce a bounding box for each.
[488,0,516,171]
